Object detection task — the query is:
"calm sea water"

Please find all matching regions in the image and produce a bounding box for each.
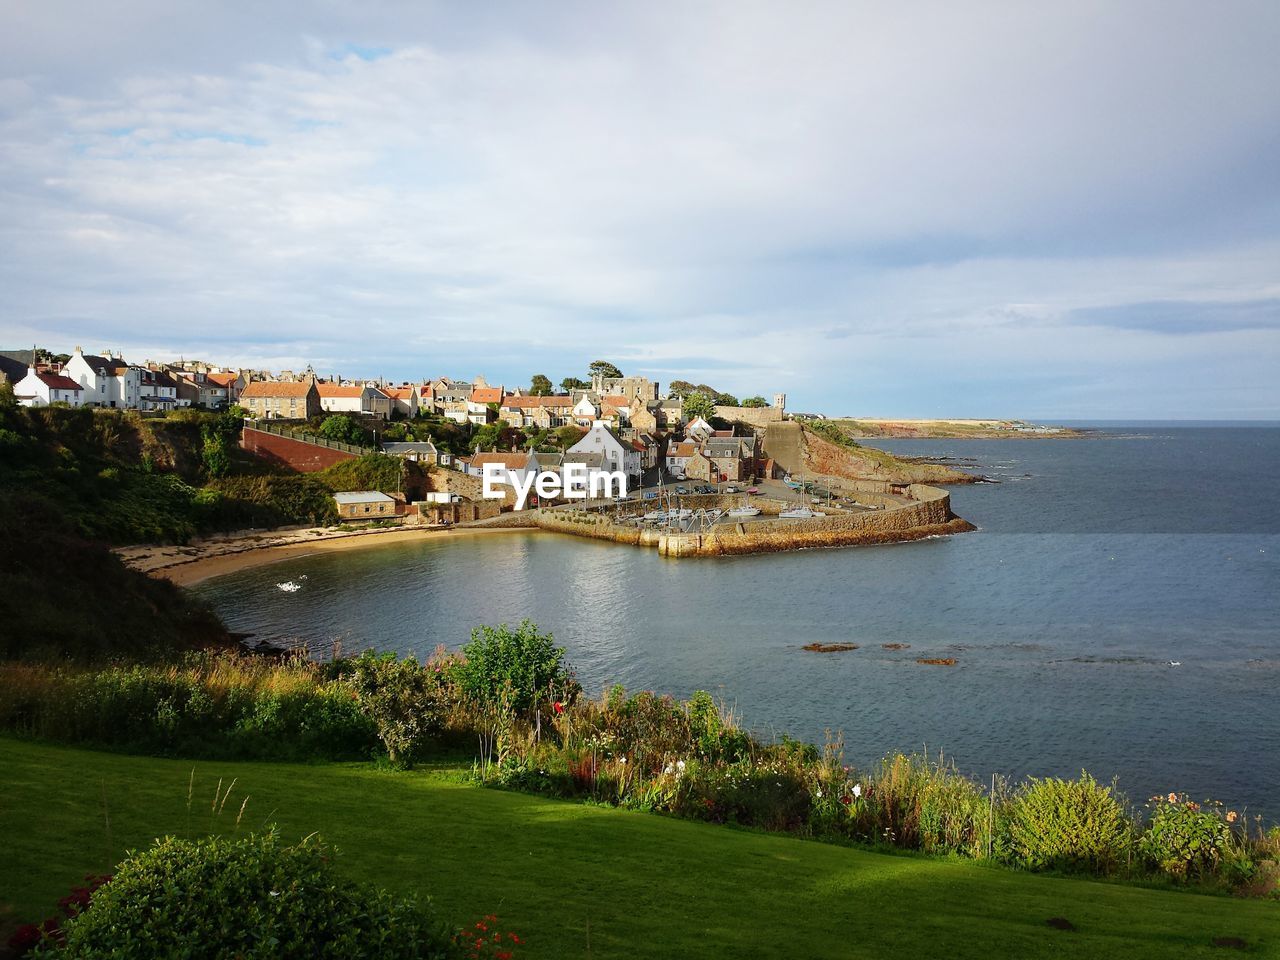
[196,425,1280,813]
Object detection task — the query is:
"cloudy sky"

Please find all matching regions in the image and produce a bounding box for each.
[2,1,1278,418]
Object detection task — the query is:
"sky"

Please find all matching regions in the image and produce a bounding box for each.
[1,1,1278,418]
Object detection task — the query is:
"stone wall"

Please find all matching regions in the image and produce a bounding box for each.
[241,425,359,473]
[494,482,971,557]
[714,404,784,427]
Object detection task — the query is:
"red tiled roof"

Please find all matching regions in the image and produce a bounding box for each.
[470,452,529,469]
[206,371,239,387]
[501,395,572,409]
[470,387,503,404]
[316,383,367,398]
[38,372,82,391]
[386,387,415,400]
[669,442,697,457]
[241,380,314,399]
[601,395,630,409]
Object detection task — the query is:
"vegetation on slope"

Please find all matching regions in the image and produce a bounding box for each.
[4,738,1277,960]
[802,421,976,484]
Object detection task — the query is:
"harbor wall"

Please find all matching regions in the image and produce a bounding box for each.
[480,483,971,557]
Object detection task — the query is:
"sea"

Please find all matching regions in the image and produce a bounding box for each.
[195,423,1280,814]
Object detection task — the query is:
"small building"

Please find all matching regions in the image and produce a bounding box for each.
[317,382,392,419]
[334,490,397,520]
[382,441,442,465]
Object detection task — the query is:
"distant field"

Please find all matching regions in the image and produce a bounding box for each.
[831,418,1078,439]
[4,738,1275,959]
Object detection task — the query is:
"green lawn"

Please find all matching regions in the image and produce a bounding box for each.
[2,738,1276,959]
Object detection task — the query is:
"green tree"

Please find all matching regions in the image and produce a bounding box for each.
[529,374,553,396]
[560,376,589,391]
[682,391,715,421]
[316,414,367,446]
[589,360,622,380]
[742,395,768,407]
[715,392,739,407]
[199,406,243,479]
[346,653,445,764]
[0,380,16,410]
[667,380,696,398]
[555,423,585,449]
[451,619,578,713]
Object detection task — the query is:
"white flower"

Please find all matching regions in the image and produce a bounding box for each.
[815,789,823,798]
[852,783,862,798]
[618,757,626,764]
[676,760,686,772]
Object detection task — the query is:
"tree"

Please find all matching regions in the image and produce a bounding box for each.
[682,391,715,421]
[451,620,578,714]
[471,422,501,451]
[588,360,622,380]
[200,407,244,479]
[714,392,739,407]
[316,414,367,446]
[347,653,444,764]
[555,423,585,449]
[560,377,589,391]
[742,396,768,407]
[667,380,696,398]
[0,380,16,410]
[529,374,553,396]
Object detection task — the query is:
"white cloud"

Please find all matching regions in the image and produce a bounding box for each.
[1,1,1278,415]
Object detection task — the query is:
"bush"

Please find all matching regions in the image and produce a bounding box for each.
[346,653,446,763]
[1003,774,1132,873]
[1139,793,1235,881]
[47,833,457,959]
[452,620,577,714]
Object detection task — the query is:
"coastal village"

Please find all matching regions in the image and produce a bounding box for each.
[0,344,975,558]
[0,345,793,513]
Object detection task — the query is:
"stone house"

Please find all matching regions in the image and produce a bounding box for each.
[334,490,397,520]
[240,379,322,420]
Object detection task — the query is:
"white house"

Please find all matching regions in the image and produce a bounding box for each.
[466,386,503,424]
[13,366,84,407]
[385,386,419,419]
[568,420,641,481]
[317,383,392,419]
[62,347,141,408]
[571,394,599,425]
[665,440,698,478]
[684,416,714,443]
[138,369,180,411]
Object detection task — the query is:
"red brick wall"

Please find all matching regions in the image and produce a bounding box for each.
[242,426,359,473]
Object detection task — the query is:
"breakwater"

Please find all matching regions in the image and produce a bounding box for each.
[466,482,973,557]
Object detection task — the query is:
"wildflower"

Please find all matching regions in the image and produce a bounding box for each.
[852,783,862,798]
[840,795,852,805]
[618,757,626,765]
[1227,810,1239,823]
[1167,792,1178,803]
[553,701,565,714]
[677,760,686,772]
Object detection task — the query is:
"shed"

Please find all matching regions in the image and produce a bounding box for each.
[333,490,397,520]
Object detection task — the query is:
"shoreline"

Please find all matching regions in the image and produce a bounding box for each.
[117,525,531,587]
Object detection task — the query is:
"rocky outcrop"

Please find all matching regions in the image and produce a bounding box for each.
[763,422,975,485]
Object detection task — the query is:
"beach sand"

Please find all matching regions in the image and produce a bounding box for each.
[116,525,530,587]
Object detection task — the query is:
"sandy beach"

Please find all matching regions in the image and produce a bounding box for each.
[116,524,531,587]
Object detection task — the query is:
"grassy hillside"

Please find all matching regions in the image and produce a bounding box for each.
[4,738,1275,959]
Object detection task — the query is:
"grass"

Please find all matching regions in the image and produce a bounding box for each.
[3,738,1276,959]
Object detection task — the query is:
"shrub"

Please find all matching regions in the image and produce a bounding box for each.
[1004,774,1132,873]
[46,833,456,959]
[1139,793,1235,881]
[452,621,577,714]
[346,652,446,763]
